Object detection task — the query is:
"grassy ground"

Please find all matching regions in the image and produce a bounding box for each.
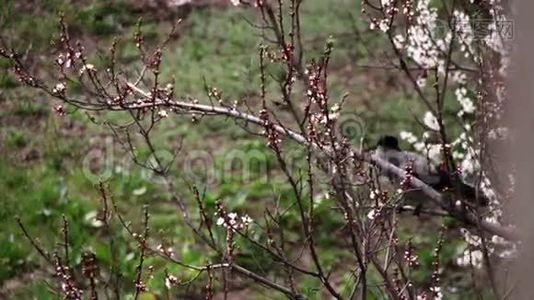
[0,0,474,298]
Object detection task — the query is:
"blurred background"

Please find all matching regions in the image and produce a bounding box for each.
[0,0,474,298]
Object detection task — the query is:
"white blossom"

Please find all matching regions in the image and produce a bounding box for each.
[241,214,253,225]
[84,211,104,228]
[393,34,405,49]
[165,274,178,289]
[400,131,418,144]
[378,20,390,32]
[456,249,483,268]
[453,10,474,54]
[429,286,443,300]
[424,143,442,164]
[416,76,427,88]
[158,110,169,118]
[215,211,253,231]
[484,13,511,77]
[369,189,377,200]
[79,64,96,75]
[367,209,377,220]
[53,83,66,94]
[455,87,475,115]
[423,111,440,131]
[413,141,425,152]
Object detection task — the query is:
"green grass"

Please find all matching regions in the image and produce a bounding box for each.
[160,8,262,98]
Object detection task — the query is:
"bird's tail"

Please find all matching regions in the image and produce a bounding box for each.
[435,169,489,207]
[456,181,490,207]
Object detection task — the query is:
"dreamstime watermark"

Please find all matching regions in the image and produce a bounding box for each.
[337,111,366,143]
[81,112,368,186]
[435,19,514,41]
[470,20,513,40]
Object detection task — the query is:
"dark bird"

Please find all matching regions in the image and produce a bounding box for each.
[372,135,488,208]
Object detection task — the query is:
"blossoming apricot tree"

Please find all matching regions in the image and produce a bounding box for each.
[1,0,518,299]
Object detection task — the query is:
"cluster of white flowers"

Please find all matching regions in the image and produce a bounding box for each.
[385,0,510,210]
[398,0,446,69]
[84,210,104,228]
[385,1,485,128]
[310,112,329,126]
[456,226,517,269]
[484,9,511,77]
[53,82,66,94]
[367,209,378,220]
[215,211,253,231]
[79,63,96,75]
[423,111,440,131]
[368,0,398,33]
[400,131,418,144]
[400,130,442,163]
[367,190,378,220]
[425,143,443,164]
[369,19,391,33]
[367,0,517,291]
[165,274,178,289]
[158,110,169,118]
[390,4,481,71]
[456,248,484,268]
[156,244,175,258]
[459,148,479,175]
[367,189,388,220]
[329,103,341,121]
[416,75,427,88]
[452,10,474,57]
[456,228,484,268]
[450,71,467,85]
[455,87,475,116]
[429,286,443,300]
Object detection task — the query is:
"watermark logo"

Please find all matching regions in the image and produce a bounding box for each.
[337,111,366,143]
[434,18,514,41]
[470,19,513,40]
[80,112,369,187]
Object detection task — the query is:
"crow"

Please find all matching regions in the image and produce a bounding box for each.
[372,135,488,209]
